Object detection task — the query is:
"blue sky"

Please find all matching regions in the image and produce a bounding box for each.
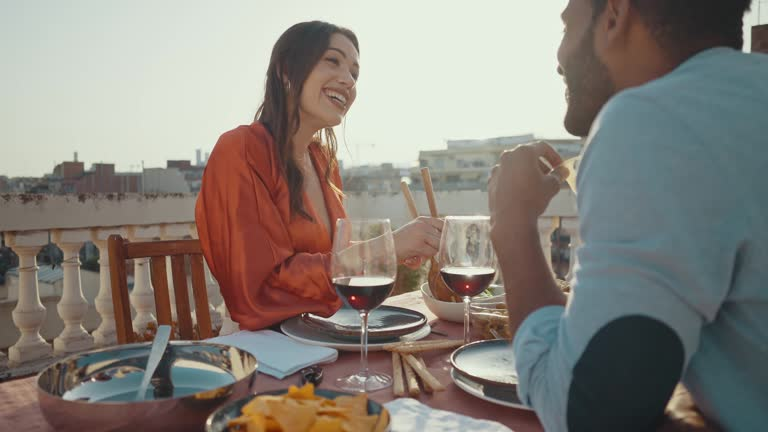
[0,0,763,177]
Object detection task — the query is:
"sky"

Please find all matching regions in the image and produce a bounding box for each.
[0,1,764,177]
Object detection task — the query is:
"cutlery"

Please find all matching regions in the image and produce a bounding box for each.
[135,325,171,401]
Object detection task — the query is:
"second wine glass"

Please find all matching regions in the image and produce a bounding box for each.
[331,218,397,392]
[438,216,497,345]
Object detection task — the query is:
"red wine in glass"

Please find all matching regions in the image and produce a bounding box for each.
[440,266,496,297]
[334,276,395,311]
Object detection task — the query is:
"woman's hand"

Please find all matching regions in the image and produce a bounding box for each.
[392,217,443,263]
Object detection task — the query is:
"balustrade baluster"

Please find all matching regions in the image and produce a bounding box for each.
[90,228,127,346]
[5,232,52,366]
[51,230,93,355]
[127,226,160,337]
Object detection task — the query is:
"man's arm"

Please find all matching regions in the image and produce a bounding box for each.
[488,143,568,335]
[489,94,733,431]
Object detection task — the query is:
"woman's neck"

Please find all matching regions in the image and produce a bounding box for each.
[292,121,320,161]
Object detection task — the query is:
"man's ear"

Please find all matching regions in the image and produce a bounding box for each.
[595,0,631,51]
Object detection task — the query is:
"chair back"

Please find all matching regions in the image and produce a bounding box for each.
[107,234,213,344]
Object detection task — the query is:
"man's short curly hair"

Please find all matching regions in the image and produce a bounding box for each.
[591,0,753,53]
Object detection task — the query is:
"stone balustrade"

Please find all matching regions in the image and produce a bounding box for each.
[0,190,578,370]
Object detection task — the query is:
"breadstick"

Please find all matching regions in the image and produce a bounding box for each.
[416,356,434,393]
[383,339,464,353]
[400,181,419,219]
[403,354,445,392]
[420,167,439,217]
[401,354,420,396]
[392,351,405,397]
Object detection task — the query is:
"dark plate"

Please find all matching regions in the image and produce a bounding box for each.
[450,339,518,388]
[301,305,427,342]
[205,388,390,432]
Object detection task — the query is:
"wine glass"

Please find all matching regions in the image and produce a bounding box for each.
[331,218,397,392]
[438,216,497,345]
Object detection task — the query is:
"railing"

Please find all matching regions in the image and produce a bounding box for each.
[0,190,578,370]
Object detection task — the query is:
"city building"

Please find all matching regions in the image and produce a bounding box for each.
[167,160,205,193]
[754,24,768,54]
[411,134,583,191]
[341,163,410,194]
[75,163,141,193]
[143,167,191,193]
[47,156,85,193]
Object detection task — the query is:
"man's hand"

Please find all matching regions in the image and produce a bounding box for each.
[488,141,565,233]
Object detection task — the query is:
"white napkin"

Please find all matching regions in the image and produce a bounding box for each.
[207,330,338,379]
[383,398,512,432]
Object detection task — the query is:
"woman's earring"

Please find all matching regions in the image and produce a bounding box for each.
[285,81,291,92]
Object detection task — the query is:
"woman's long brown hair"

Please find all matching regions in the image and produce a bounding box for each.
[256,21,358,220]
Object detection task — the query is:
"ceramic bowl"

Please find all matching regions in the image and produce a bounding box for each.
[420,282,505,323]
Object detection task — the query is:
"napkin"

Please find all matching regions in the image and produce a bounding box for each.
[383,398,512,432]
[207,330,338,379]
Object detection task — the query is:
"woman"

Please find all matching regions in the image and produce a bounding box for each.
[196,21,442,331]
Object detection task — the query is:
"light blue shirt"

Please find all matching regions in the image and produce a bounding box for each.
[513,48,768,431]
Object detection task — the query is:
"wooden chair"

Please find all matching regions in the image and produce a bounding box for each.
[107,234,213,344]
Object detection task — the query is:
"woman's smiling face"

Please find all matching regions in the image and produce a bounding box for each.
[299,33,360,130]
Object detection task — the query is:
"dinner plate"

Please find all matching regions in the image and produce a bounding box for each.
[301,305,427,342]
[205,388,390,432]
[450,368,530,411]
[450,339,518,387]
[281,317,430,351]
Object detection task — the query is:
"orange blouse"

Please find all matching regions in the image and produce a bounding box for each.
[195,122,345,330]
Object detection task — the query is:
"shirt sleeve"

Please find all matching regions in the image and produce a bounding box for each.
[195,129,341,330]
[512,92,740,431]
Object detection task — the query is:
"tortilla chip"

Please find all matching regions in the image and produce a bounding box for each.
[242,395,284,417]
[372,409,390,432]
[333,394,368,416]
[308,416,344,432]
[227,414,267,432]
[316,407,354,417]
[341,414,379,432]
[288,383,319,400]
[268,399,317,432]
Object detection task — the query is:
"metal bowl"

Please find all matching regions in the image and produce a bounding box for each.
[37,341,258,432]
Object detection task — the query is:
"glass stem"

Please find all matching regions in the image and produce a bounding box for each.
[463,296,471,345]
[359,310,370,383]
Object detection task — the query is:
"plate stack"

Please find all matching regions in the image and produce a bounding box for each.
[449,339,531,410]
[280,305,431,351]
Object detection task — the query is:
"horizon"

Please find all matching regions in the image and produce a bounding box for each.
[0,1,763,178]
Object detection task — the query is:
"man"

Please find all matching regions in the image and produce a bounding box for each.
[488,0,767,430]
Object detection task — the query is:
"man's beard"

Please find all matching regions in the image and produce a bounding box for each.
[562,28,615,137]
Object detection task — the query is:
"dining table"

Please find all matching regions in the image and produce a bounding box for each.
[0,290,542,432]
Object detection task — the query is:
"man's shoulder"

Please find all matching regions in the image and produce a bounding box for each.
[589,89,670,145]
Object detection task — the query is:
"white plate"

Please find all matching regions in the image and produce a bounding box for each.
[450,368,531,411]
[280,316,431,351]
